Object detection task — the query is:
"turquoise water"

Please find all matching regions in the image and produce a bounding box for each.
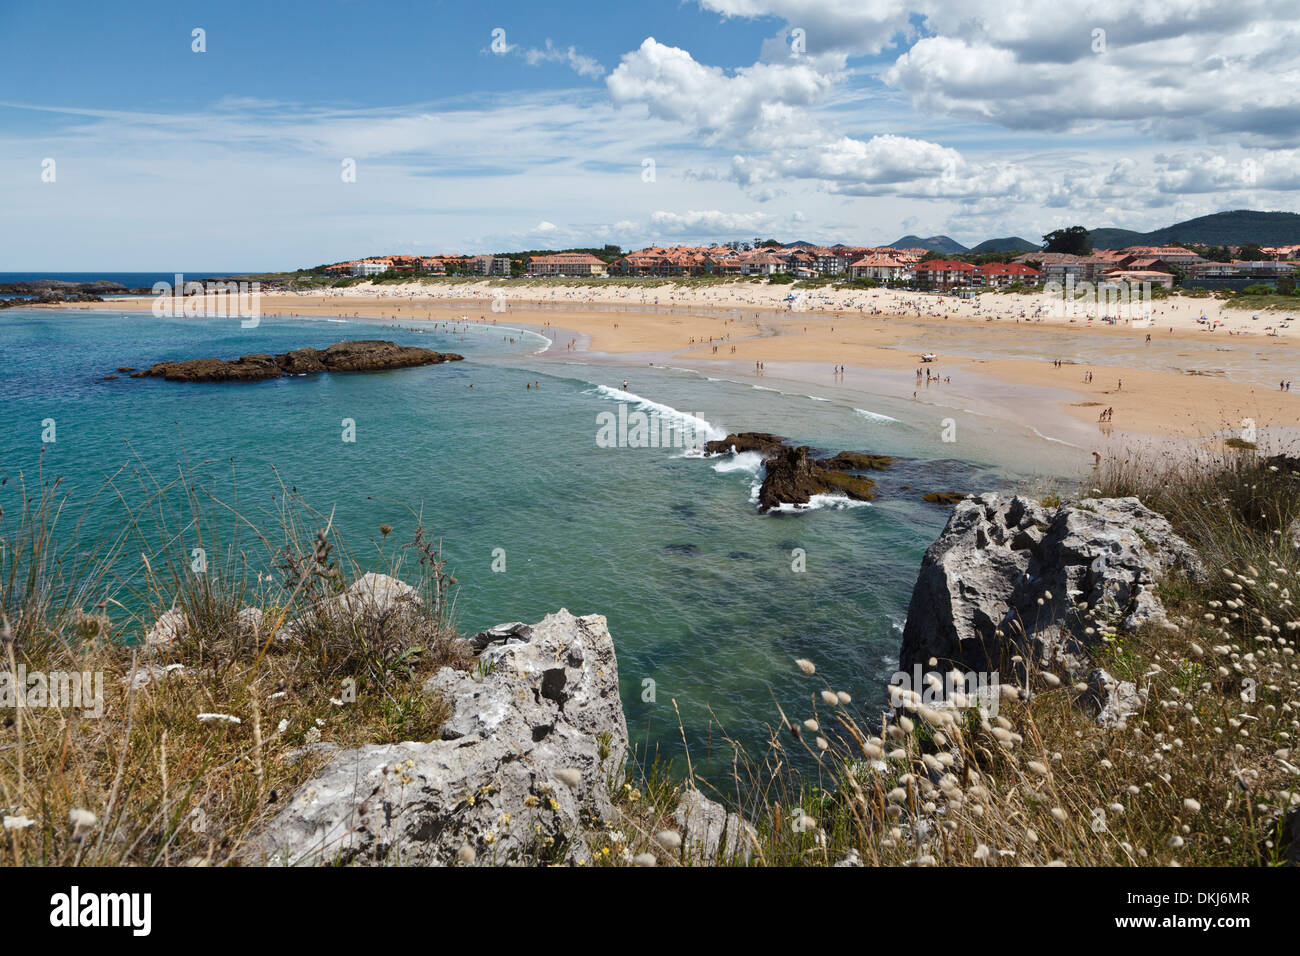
[0,307,1046,783]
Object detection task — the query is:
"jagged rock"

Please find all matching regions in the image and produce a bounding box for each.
[134,340,463,383]
[923,491,969,506]
[143,608,186,655]
[759,444,876,512]
[671,788,756,865]
[818,451,894,471]
[333,572,421,621]
[236,607,264,634]
[702,432,786,456]
[1082,668,1143,728]
[900,494,1205,680]
[244,609,627,866]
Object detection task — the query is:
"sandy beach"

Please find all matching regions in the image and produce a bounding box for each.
[69,279,1300,458]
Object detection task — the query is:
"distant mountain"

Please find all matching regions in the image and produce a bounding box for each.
[1085,228,1147,250]
[969,236,1040,254]
[783,240,818,248]
[1087,210,1300,249]
[890,234,969,254]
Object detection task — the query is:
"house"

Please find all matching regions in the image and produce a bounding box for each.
[1102,269,1176,289]
[527,252,608,277]
[740,251,788,276]
[1121,245,1207,267]
[350,259,391,276]
[470,255,512,276]
[914,259,978,289]
[1013,253,1114,282]
[977,262,1042,288]
[849,254,911,282]
[1184,259,1298,290]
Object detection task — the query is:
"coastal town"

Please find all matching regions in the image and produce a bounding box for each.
[321,239,1300,293]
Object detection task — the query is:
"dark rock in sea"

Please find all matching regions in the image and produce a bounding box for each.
[899,494,1205,680]
[664,543,701,556]
[133,340,464,383]
[117,367,136,373]
[758,445,875,512]
[702,432,787,456]
[817,451,895,471]
[727,551,755,560]
[922,491,968,505]
[0,290,105,309]
[98,375,119,382]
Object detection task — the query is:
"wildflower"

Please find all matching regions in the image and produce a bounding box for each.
[654,830,681,851]
[68,808,96,830]
[816,736,829,751]
[275,719,289,734]
[634,853,657,867]
[555,768,582,789]
[795,658,816,675]
[837,691,852,705]
[820,690,839,706]
[456,844,476,864]
[973,844,990,861]
[803,718,819,732]
[1027,761,1050,777]
[1182,798,1202,815]
[3,815,35,830]
[791,814,817,833]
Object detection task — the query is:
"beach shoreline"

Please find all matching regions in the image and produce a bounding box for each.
[62,282,1300,459]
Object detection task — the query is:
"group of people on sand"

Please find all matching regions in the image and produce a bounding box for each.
[1281,381,1293,391]
[1098,406,1115,422]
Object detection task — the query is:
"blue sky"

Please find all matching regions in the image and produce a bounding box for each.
[2,0,1298,269]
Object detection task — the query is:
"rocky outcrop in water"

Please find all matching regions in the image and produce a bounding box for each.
[245,607,628,866]
[899,494,1205,680]
[702,432,787,456]
[758,445,878,512]
[131,340,462,383]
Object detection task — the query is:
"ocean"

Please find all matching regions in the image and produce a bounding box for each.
[0,305,1057,784]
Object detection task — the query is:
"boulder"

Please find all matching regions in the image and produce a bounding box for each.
[671,788,756,865]
[758,444,875,512]
[244,609,628,866]
[702,432,787,456]
[134,340,462,383]
[143,608,186,655]
[817,451,895,471]
[1082,667,1143,728]
[899,494,1204,680]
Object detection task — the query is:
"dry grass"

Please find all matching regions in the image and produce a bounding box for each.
[0,459,470,866]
